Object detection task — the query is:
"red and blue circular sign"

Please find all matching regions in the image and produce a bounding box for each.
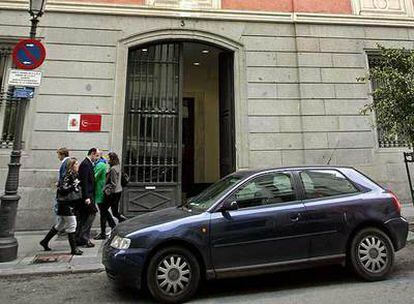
[12,39,46,70]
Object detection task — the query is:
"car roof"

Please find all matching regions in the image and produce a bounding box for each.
[234,165,355,177]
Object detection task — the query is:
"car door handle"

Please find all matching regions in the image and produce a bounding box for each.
[290,213,301,222]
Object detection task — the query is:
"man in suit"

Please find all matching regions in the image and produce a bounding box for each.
[76,147,100,247]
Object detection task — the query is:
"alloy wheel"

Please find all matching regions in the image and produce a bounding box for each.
[358,235,388,273]
[156,254,192,296]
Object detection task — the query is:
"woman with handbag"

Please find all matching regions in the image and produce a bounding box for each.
[94,152,126,240]
[39,157,83,255]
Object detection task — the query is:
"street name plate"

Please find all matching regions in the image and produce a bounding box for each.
[8,69,42,87]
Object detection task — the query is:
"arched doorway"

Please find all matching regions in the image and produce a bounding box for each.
[122,41,235,215]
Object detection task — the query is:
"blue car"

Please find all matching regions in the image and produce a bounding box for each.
[103,166,408,303]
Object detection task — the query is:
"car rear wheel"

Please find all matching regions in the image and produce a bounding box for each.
[350,228,394,281]
[146,246,200,303]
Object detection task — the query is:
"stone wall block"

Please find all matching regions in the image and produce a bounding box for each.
[43,61,115,79]
[303,116,338,132]
[325,99,368,115]
[246,52,277,66]
[320,38,363,53]
[364,27,409,40]
[244,36,296,51]
[249,133,303,150]
[332,54,366,68]
[281,150,304,165]
[38,78,114,96]
[279,116,302,132]
[299,68,321,83]
[247,67,298,83]
[335,84,368,99]
[321,68,364,83]
[301,99,325,115]
[248,100,300,116]
[298,53,333,67]
[300,84,335,99]
[31,132,109,151]
[338,116,371,131]
[46,44,116,62]
[296,37,320,52]
[248,83,277,98]
[35,95,113,114]
[304,133,329,149]
[250,151,283,169]
[248,117,281,133]
[327,132,374,149]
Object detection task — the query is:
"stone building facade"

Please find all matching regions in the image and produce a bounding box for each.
[0,0,414,230]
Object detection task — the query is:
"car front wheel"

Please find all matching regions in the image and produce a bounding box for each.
[146,246,200,303]
[350,228,394,281]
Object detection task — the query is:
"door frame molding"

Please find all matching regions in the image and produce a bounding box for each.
[111,28,249,173]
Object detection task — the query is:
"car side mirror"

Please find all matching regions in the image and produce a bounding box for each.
[220,200,238,213]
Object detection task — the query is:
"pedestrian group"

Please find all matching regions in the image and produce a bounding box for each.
[40,147,127,255]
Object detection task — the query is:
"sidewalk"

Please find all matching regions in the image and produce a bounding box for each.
[0,231,105,278]
[401,203,414,224]
[0,205,413,279]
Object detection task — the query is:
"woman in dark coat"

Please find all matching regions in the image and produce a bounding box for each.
[39,157,83,255]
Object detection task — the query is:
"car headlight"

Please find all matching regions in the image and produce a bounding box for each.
[110,235,131,250]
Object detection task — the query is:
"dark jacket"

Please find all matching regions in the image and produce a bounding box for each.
[79,157,95,201]
[56,171,81,216]
[58,157,70,187]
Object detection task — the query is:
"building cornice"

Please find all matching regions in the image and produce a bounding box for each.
[2,0,414,27]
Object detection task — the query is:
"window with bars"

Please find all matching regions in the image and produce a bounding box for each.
[367,55,411,149]
[0,45,18,149]
[146,0,220,9]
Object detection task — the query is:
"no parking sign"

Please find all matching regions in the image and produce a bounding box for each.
[12,39,46,70]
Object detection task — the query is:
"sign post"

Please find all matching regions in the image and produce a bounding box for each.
[0,39,46,262]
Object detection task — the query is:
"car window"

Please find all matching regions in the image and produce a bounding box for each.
[187,174,243,211]
[300,170,358,199]
[234,173,296,209]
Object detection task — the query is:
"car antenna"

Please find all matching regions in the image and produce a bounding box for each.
[327,140,340,165]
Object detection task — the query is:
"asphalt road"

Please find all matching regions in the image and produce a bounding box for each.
[1,241,414,304]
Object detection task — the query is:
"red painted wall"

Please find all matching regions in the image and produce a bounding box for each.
[222,0,352,14]
[221,0,293,12]
[294,0,352,14]
[60,0,353,14]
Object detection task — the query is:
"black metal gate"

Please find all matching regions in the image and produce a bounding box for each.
[122,42,183,215]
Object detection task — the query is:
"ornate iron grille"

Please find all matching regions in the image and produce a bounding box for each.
[124,43,181,184]
[368,55,411,148]
[0,46,17,149]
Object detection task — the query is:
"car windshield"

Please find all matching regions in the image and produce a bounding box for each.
[186,175,243,211]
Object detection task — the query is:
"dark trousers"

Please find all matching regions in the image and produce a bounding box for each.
[98,192,123,234]
[108,192,122,221]
[75,206,96,245]
[98,199,116,234]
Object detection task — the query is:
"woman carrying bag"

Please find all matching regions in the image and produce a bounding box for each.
[39,157,83,255]
[94,152,126,240]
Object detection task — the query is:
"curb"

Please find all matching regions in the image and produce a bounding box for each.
[0,264,105,279]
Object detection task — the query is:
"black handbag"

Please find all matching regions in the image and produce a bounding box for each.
[57,189,82,202]
[121,172,129,187]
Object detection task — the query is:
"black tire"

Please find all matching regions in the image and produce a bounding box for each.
[146,246,200,303]
[350,228,394,281]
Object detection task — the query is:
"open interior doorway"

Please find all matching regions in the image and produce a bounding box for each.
[182,42,231,199]
[122,41,235,215]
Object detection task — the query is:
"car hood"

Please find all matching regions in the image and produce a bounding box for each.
[115,207,198,236]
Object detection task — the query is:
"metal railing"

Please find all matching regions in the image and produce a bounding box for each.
[0,46,15,149]
[368,55,411,149]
